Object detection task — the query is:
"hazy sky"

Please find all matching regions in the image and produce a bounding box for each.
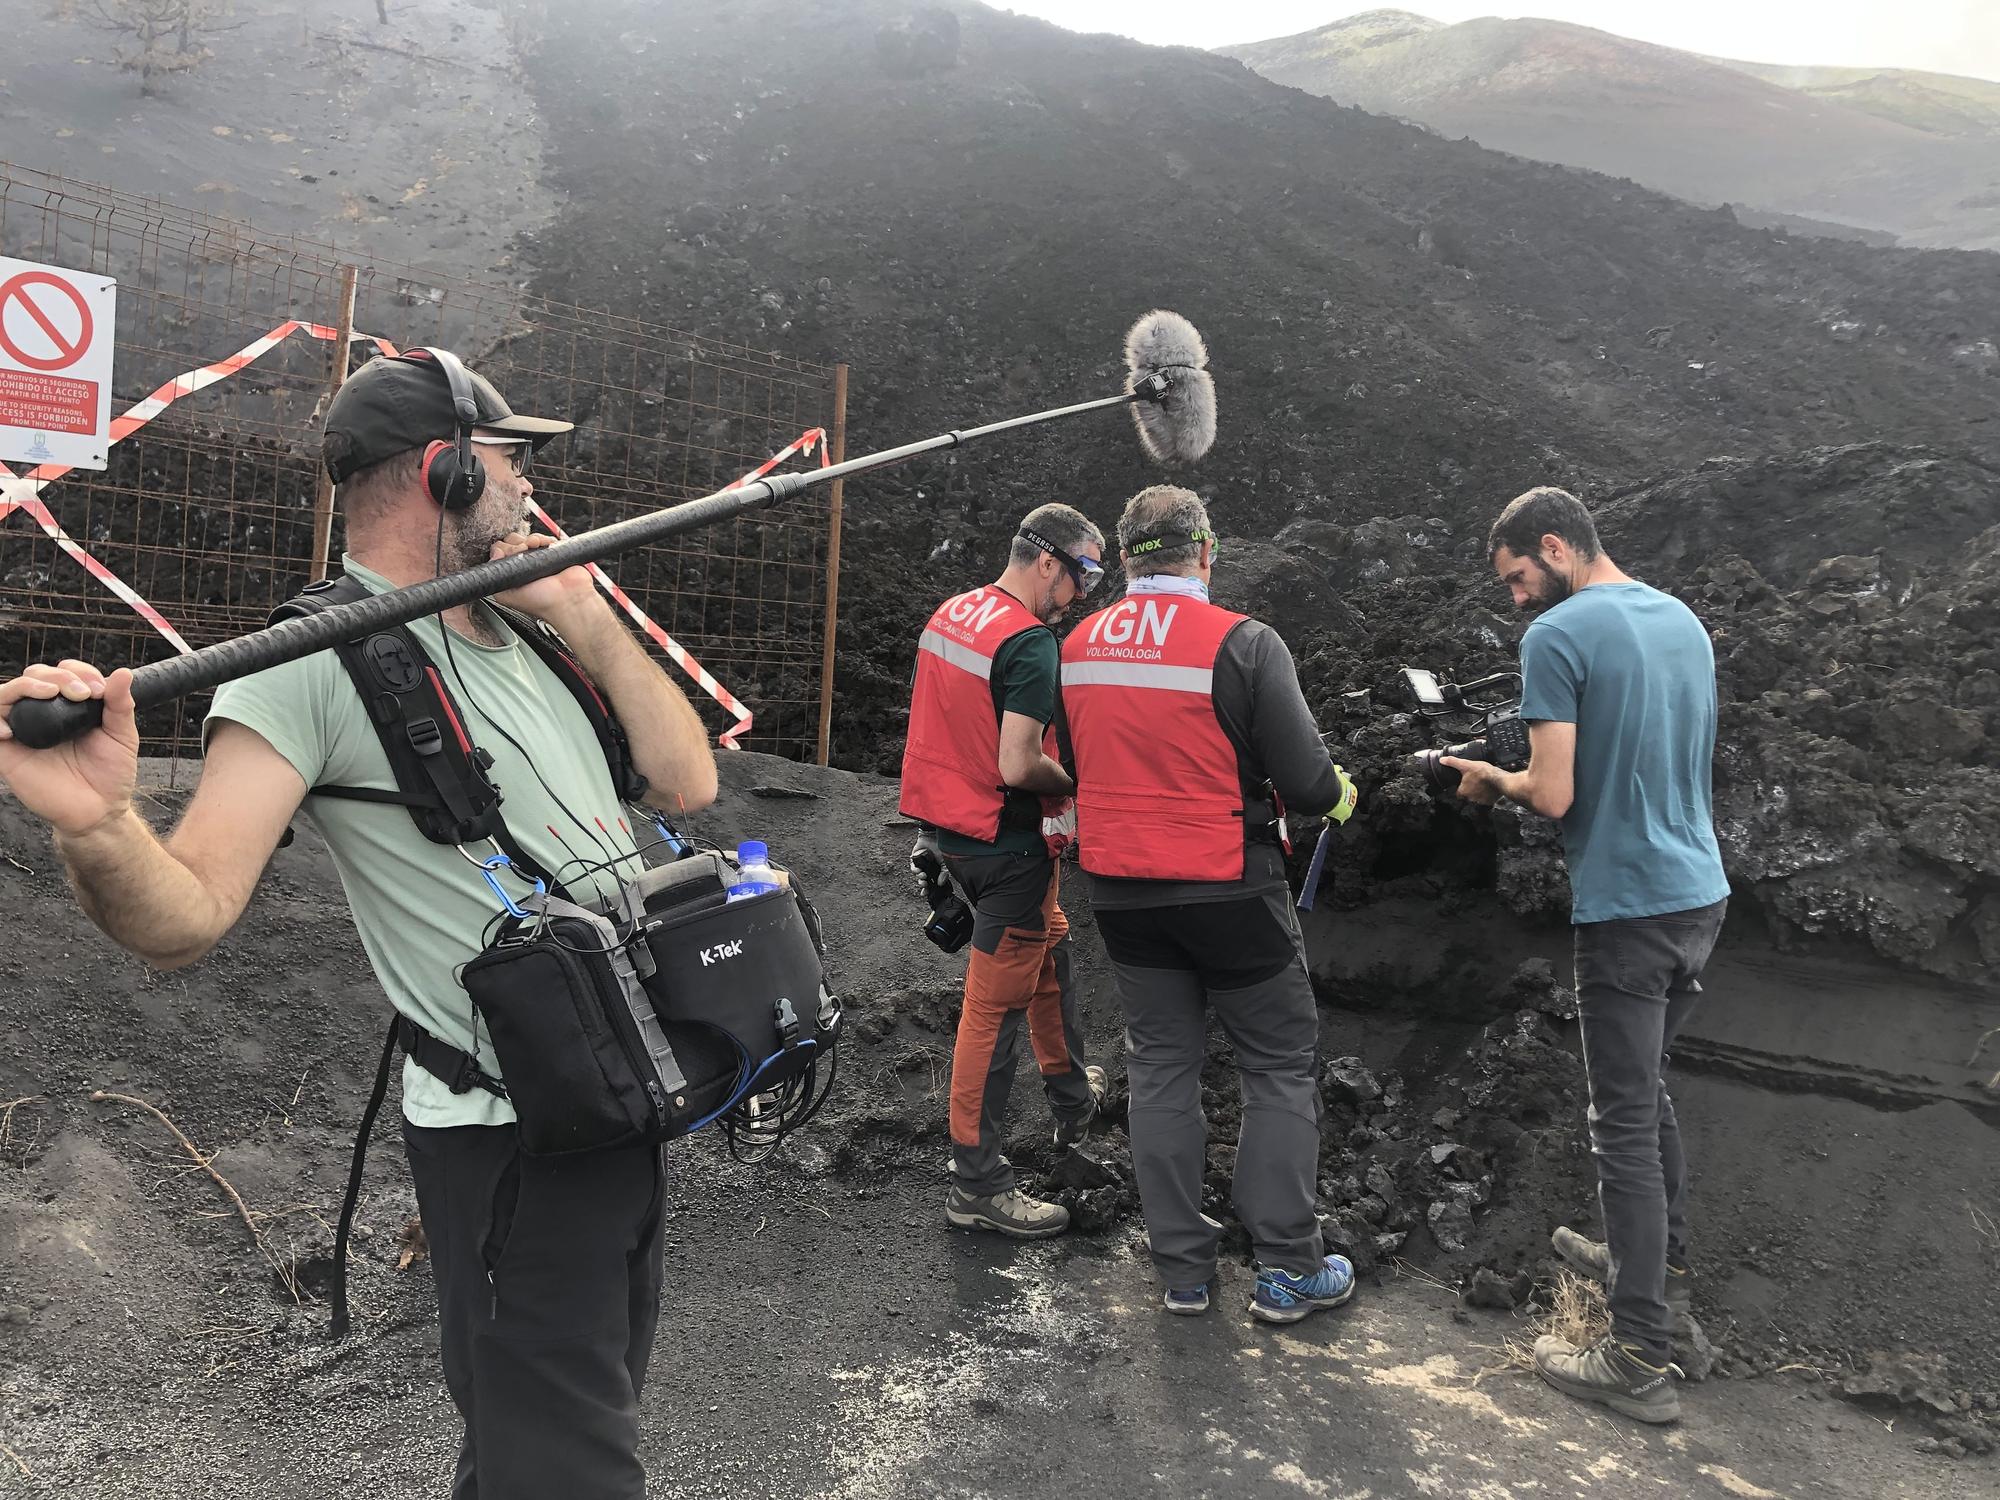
[997,2,2000,83]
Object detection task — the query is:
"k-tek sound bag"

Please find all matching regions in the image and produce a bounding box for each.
[459,851,841,1158]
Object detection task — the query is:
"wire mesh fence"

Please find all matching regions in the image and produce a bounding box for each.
[0,162,844,785]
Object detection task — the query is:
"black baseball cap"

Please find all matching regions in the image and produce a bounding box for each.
[321,350,573,483]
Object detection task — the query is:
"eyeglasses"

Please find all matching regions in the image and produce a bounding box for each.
[469,435,534,477]
[1018,526,1105,596]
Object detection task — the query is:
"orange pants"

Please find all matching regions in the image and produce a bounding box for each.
[942,851,1092,1194]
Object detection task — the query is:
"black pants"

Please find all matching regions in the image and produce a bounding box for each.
[1572,899,1726,1358]
[402,1121,667,1500]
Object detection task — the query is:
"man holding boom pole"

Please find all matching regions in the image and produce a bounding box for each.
[0,350,716,1499]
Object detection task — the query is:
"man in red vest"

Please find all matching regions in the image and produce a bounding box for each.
[1062,485,1360,1322]
[899,504,1111,1237]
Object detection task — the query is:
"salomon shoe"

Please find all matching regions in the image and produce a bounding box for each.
[946,1184,1071,1239]
[1164,1282,1211,1316]
[1533,1334,1680,1424]
[1551,1226,1693,1315]
[1053,1064,1110,1150]
[1250,1255,1356,1325]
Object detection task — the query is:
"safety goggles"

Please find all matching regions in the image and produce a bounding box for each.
[469,434,535,477]
[1018,526,1105,596]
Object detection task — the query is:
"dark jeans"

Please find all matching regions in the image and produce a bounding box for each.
[402,1122,667,1500]
[1573,899,1726,1358]
[1097,887,1325,1285]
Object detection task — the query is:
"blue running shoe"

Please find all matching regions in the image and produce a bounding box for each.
[1250,1255,1356,1324]
[1163,1283,1211,1316]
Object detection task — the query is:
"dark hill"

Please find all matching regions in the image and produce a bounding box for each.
[518,0,2000,973]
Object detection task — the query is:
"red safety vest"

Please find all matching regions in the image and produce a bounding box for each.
[1061,591,1251,881]
[899,585,1071,854]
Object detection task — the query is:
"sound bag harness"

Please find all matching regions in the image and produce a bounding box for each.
[277,574,843,1337]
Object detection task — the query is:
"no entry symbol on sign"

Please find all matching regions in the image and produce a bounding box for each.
[0,270,96,372]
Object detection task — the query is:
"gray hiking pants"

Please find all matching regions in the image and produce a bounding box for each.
[1096,885,1325,1287]
[1573,898,1727,1358]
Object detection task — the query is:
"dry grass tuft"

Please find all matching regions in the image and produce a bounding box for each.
[1480,1269,1612,1378]
[0,1096,47,1165]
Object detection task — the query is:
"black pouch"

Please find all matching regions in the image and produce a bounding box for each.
[637,883,835,1098]
[458,858,836,1156]
[460,899,709,1156]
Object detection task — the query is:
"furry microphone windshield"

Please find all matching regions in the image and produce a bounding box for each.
[1124,309,1216,465]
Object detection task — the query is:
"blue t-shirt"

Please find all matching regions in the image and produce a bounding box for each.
[1518,582,1730,924]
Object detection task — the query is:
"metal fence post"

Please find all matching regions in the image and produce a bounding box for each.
[308,264,359,581]
[815,362,850,767]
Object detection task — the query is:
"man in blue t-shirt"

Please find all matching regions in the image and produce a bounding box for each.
[1445,485,1728,1426]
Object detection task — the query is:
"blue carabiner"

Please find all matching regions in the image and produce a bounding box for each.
[479,853,546,920]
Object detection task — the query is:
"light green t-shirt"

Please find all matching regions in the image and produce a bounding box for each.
[206,556,639,1128]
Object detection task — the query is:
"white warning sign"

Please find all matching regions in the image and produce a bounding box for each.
[0,254,117,471]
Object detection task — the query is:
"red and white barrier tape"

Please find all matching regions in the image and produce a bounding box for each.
[0,319,362,519]
[0,480,195,653]
[0,318,390,655]
[2,313,825,750]
[528,426,829,749]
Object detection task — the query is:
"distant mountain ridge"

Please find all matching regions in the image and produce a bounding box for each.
[1219,12,2000,250]
[1708,56,2000,137]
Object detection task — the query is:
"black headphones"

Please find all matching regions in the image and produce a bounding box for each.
[407,346,487,512]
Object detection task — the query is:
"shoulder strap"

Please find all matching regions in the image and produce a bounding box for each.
[270,576,514,855]
[328,1010,507,1340]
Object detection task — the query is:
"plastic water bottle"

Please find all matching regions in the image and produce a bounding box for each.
[726,840,782,902]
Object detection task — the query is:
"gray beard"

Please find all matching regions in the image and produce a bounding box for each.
[444,503,527,575]
[1035,580,1067,625]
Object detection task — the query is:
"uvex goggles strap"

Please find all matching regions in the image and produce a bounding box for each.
[1124,527,1212,557]
[1018,526,1105,594]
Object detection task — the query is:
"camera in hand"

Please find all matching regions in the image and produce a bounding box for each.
[1402,667,1533,793]
[911,835,975,953]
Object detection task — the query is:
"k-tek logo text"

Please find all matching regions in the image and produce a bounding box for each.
[699,939,746,966]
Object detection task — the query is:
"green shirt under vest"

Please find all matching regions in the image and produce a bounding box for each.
[937,626,1059,857]
[205,556,640,1129]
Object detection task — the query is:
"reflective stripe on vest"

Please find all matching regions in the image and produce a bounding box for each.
[1061,594,1249,881]
[898,586,1061,845]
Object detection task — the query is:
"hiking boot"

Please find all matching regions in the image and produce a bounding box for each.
[1053,1064,1109,1150]
[1551,1226,1693,1315]
[1163,1282,1211,1316]
[1250,1254,1356,1325]
[946,1183,1071,1239]
[1534,1334,1680,1424]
